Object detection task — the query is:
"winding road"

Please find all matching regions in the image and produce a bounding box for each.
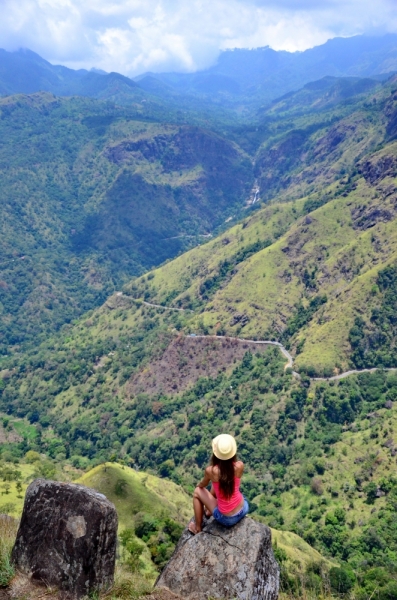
[122,293,397,381]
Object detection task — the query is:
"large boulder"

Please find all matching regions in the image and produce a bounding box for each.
[156,516,279,600]
[11,479,118,598]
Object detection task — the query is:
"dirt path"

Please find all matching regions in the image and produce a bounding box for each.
[127,297,397,381]
[312,367,397,382]
[120,294,191,312]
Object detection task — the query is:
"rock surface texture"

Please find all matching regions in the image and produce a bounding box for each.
[156,516,279,600]
[11,479,118,599]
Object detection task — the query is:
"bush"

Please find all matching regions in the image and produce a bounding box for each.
[364,481,378,504]
[134,514,159,541]
[24,450,41,464]
[119,529,144,572]
[311,477,323,495]
[33,459,56,480]
[329,566,355,594]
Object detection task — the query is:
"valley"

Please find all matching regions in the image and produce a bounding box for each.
[1,36,397,600]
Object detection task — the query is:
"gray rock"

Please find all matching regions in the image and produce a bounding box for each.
[11,479,118,599]
[156,516,279,600]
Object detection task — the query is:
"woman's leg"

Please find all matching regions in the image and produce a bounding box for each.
[189,487,218,534]
[205,485,216,517]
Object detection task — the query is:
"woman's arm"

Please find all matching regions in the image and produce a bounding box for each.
[196,466,212,488]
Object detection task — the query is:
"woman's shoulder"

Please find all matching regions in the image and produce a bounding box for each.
[206,464,220,481]
[234,461,244,476]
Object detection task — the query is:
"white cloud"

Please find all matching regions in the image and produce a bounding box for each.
[0,0,396,75]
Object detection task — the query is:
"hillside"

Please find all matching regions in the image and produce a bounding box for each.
[0,456,329,588]
[2,71,396,355]
[1,50,397,599]
[0,92,252,352]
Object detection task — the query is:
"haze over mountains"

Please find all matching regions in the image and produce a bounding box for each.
[138,34,397,103]
[2,34,397,108]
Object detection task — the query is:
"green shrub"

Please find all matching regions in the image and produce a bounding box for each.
[329,566,355,594]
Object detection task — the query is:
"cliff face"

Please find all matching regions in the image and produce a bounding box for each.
[156,517,279,600]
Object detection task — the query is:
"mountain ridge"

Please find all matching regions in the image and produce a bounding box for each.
[2,34,397,111]
[138,34,397,105]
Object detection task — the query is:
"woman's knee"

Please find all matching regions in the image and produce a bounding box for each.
[193,486,202,499]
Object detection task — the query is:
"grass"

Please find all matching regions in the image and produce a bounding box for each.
[0,462,35,517]
[12,421,38,441]
[271,528,336,570]
[77,463,192,576]
[77,463,192,529]
[101,566,155,600]
[0,516,18,587]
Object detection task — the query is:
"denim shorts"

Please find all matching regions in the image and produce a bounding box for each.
[212,498,249,527]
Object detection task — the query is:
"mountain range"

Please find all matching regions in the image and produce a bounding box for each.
[2,34,397,109]
[1,33,397,599]
[139,34,397,104]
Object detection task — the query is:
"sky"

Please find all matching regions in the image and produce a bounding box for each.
[0,0,397,76]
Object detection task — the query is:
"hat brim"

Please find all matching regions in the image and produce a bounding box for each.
[212,435,237,460]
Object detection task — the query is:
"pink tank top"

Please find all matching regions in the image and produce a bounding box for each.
[212,478,243,514]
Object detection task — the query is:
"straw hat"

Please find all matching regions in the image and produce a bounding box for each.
[212,434,237,460]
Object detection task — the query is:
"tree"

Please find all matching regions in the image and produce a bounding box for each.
[16,481,23,498]
[329,566,355,594]
[25,450,41,464]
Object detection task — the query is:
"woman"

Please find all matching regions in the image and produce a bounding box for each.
[188,434,249,534]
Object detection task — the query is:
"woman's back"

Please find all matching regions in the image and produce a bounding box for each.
[210,461,244,514]
[209,461,244,482]
[189,435,249,533]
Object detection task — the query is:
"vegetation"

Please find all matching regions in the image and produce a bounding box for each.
[0,92,252,353]
[0,516,17,587]
[3,338,397,594]
[1,48,397,600]
[349,264,397,368]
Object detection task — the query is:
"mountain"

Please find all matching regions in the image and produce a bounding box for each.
[1,70,396,355]
[1,35,397,112]
[0,48,142,101]
[0,48,234,123]
[139,34,397,105]
[1,49,397,599]
[0,92,252,352]
[1,70,397,596]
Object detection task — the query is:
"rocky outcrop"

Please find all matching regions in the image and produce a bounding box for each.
[156,516,279,600]
[11,479,118,599]
[358,153,397,185]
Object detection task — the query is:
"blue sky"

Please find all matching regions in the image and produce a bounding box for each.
[0,0,396,75]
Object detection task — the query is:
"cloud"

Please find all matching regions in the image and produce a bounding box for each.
[0,0,396,75]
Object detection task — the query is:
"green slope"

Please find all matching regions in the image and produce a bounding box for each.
[77,462,192,528]
[1,74,396,357]
[2,68,397,598]
[0,92,252,352]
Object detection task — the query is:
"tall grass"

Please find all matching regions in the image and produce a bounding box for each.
[102,566,155,600]
[0,516,18,587]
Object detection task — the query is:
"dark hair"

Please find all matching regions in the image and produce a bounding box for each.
[211,453,236,499]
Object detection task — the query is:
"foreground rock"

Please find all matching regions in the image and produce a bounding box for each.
[156,516,279,600]
[12,479,118,599]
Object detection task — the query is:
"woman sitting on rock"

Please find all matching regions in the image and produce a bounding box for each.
[189,434,249,534]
